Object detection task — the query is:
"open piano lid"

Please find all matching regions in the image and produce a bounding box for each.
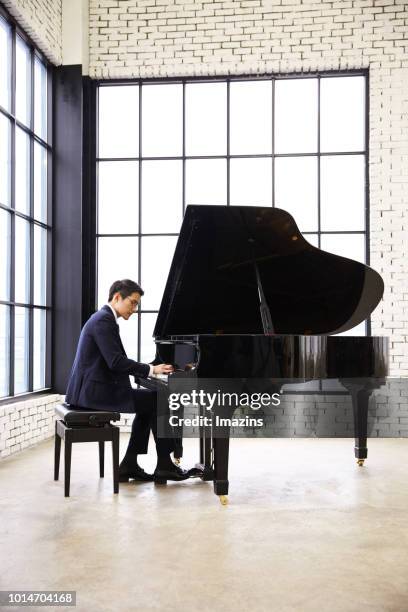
[154,206,384,338]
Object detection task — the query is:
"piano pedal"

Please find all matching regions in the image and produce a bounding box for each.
[194,463,213,481]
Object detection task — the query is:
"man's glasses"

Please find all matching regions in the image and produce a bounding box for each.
[125,297,140,310]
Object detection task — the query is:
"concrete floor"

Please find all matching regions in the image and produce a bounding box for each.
[1,437,408,612]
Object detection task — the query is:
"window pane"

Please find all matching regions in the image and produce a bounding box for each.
[0,305,10,397]
[33,308,46,389]
[98,85,139,158]
[275,78,318,154]
[0,113,11,206]
[97,237,139,308]
[14,306,29,394]
[230,80,272,155]
[185,159,226,206]
[304,233,318,248]
[34,141,47,222]
[230,158,272,206]
[98,161,138,234]
[142,84,182,157]
[275,156,318,232]
[16,36,31,127]
[141,236,178,310]
[140,313,158,363]
[320,76,365,153]
[0,209,11,300]
[15,217,30,303]
[320,233,365,264]
[15,127,30,215]
[34,58,47,141]
[34,225,47,305]
[0,17,11,111]
[320,155,365,231]
[118,315,138,361]
[142,160,182,233]
[14,307,29,393]
[185,82,226,156]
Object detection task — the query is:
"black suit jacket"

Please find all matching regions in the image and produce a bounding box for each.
[65,305,150,412]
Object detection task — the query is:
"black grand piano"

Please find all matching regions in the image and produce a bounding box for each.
[144,205,388,504]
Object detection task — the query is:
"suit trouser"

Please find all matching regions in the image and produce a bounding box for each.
[125,389,174,459]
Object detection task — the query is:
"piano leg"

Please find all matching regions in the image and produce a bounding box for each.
[212,405,235,504]
[213,435,230,505]
[195,404,214,481]
[172,405,183,465]
[341,380,372,466]
[199,402,205,464]
[213,409,234,504]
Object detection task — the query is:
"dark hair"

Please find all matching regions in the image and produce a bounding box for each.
[108,279,144,302]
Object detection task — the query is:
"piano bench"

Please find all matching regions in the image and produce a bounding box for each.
[54,403,121,498]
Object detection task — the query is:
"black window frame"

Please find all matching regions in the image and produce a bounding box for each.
[93,69,370,364]
[0,2,53,401]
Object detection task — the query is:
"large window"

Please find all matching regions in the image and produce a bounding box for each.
[0,8,51,398]
[96,73,367,362]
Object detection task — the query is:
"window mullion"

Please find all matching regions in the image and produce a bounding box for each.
[182,81,185,217]
[28,46,35,391]
[8,23,16,397]
[9,219,15,398]
[272,77,275,208]
[137,82,142,362]
[317,75,321,249]
[226,78,230,206]
[365,73,370,336]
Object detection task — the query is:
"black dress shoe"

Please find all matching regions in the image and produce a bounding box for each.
[154,465,190,484]
[119,464,154,482]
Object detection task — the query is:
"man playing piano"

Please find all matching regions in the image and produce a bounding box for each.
[65,279,191,483]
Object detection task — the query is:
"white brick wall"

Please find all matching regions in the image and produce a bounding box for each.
[3,0,62,64]
[0,394,61,460]
[89,0,408,377]
[0,393,138,461]
[88,0,408,79]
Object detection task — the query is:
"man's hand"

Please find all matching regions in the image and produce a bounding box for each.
[152,363,174,375]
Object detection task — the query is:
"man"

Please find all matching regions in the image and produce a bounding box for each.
[66,279,190,483]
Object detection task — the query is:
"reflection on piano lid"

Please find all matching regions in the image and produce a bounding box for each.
[154,205,384,337]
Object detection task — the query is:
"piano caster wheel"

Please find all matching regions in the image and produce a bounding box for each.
[173,458,181,466]
[219,495,228,506]
[357,459,365,467]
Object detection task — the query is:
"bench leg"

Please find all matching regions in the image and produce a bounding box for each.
[64,433,72,498]
[54,421,61,481]
[112,428,119,494]
[99,441,105,477]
